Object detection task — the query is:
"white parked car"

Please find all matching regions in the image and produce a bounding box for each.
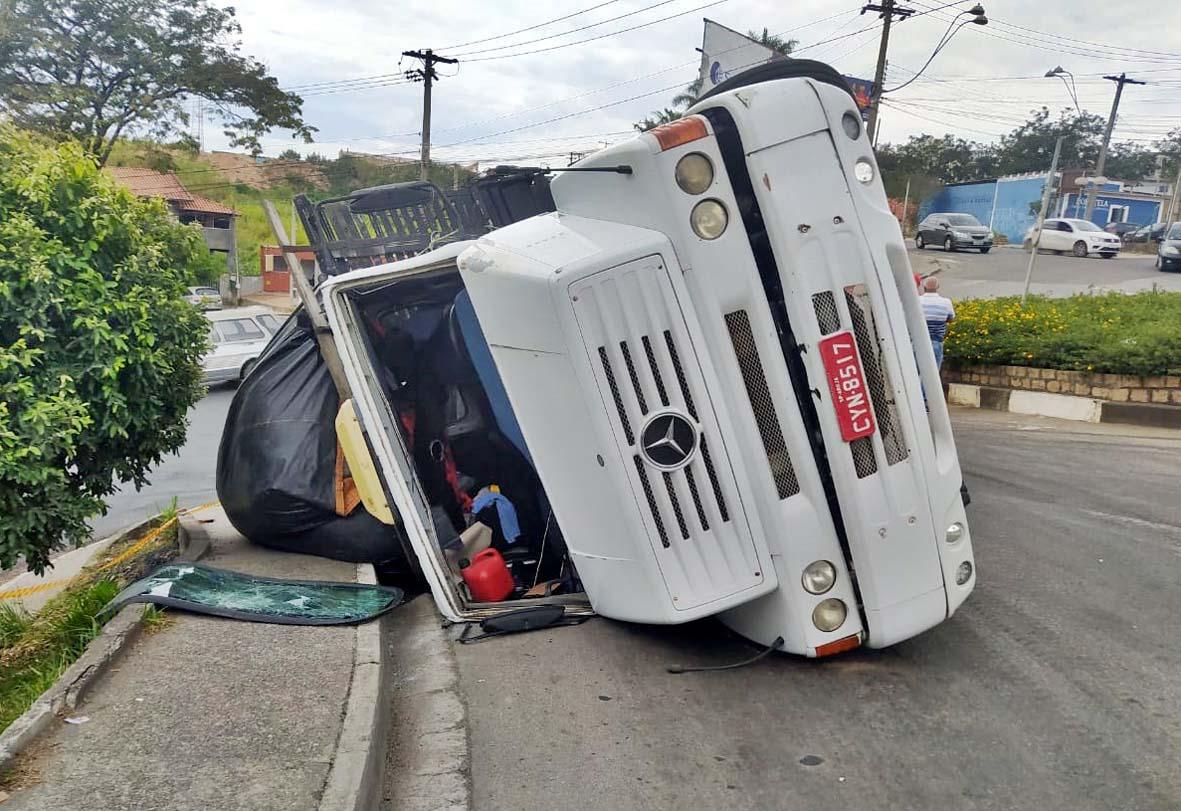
[186,285,223,310]
[1024,218,1121,258]
[202,306,283,386]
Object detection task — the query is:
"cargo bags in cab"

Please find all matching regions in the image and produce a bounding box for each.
[216,311,407,566]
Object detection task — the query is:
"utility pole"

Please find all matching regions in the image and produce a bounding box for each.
[1022,136,1064,304]
[1166,163,1181,225]
[402,49,459,182]
[863,0,914,144]
[1084,72,1145,220]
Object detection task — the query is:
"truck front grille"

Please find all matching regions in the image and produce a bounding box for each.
[844,283,909,476]
[724,309,800,500]
[574,258,766,609]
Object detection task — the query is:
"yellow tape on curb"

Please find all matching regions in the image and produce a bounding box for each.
[0,501,220,602]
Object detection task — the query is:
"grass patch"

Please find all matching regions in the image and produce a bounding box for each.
[141,605,174,634]
[946,291,1181,376]
[0,513,181,734]
[0,580,119,731]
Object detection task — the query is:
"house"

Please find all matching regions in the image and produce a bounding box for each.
[259,245,318,293]
[106,167,238,261]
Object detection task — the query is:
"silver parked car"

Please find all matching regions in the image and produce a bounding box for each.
[202,307,283,386]
[186,285,223,310]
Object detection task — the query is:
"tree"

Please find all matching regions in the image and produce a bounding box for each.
[1103,142,1160,184]
[0,128,210,573]
[635,28,796,131]
[0,0,315,165]
[993,107,1106,176]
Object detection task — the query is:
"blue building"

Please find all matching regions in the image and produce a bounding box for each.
[1056,190,1163,229]
[918,174,1050,243]
[919,174,1169,243]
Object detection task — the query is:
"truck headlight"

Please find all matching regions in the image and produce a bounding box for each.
[812,598,847,632]
[841,112,861,140]
[690,199,728,240]
[674,153,713,195]
[955,561,973,585]
[946,522,964,544]
[854,158,874,184]
[801,560,836,594]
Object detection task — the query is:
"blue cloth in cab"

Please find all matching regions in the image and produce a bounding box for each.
[453,289,534,465]
[471,489,522,545]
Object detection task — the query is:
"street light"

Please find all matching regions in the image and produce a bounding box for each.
[882,4,988,94]
[1045,66,1081,115]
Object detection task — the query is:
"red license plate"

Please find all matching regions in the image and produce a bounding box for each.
[817,331,877,442]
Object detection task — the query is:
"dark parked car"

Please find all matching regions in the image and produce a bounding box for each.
[915,212,993,252]
[1157,222,1181,272]
[1127,222,1168,243]
[1103,221,1142,240]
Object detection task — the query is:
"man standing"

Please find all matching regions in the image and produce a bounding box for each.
[919,276,955,368]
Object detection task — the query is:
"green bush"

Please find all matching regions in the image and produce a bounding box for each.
[0,129,209,573]
[945,292,1181,376]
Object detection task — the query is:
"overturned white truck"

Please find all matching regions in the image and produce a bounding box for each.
[321,60,975,656]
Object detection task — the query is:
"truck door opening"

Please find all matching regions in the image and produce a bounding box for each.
[344,266,586,609]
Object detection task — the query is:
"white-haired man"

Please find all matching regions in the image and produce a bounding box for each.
[919,276,955,368]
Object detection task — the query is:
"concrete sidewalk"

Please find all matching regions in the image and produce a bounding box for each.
[3,508,376,811]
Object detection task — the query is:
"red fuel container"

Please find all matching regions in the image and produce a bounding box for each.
[460,548,515,603]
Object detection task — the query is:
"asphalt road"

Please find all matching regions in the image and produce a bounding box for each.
[908,244,1181,299]
[88,386,235,538]
[455,409,1181,811]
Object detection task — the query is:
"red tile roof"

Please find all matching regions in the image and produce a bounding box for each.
[106,167,236,216]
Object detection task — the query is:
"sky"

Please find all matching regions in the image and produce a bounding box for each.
[206,0,1181,168]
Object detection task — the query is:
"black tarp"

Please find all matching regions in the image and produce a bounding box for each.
[216,310,407,565]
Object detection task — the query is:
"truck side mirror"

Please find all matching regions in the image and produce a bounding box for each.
[335,399,398,526]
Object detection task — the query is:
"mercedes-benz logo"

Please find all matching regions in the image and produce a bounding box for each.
[640,412,698,470]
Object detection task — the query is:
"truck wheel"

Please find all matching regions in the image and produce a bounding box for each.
[1073,241,1088,258]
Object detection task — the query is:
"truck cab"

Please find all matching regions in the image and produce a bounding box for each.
[320,60,975,656]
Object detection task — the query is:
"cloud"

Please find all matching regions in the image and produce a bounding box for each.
[215,0,1181,163]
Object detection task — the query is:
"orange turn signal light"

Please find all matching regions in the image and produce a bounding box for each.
[815,633,862,657]
[650,116,708,151]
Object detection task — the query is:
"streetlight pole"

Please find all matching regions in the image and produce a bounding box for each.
[1044,66,1080,115]
[1084,72,1145,220]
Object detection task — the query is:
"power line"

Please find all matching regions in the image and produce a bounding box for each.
[436,0,623,52]
[462,0,728,62]
[450,0,692,58]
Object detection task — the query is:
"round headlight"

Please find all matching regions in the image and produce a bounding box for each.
[946,522,964,544]
[690,199,728,240]
[955,560,973,585]
[675,152,714,195]
[841,112,862,140]
[801,560,836,594]
[812,598,847,632]
[854,158,875,184]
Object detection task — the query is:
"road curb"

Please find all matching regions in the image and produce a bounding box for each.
[382,597,471,811]
[0,602,147,772]
[0,513,212,772]
[947,382,1181,428]
[318,563,389,811]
